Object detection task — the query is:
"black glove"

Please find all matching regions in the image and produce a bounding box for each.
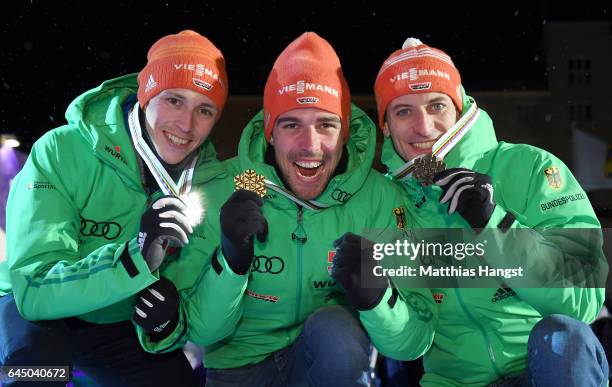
[220,190,268,275]
[331,232,388,310]
[133,277,180,341]
[138,195,192,271]
[433,168,496,229]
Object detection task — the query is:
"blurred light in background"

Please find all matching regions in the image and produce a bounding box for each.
[1,134,20,148]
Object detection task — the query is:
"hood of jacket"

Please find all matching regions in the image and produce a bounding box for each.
[229,104,378,209]
[64,73,225,187]
[381,90,498,197]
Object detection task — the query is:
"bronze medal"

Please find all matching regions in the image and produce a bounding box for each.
[413,155,446,186]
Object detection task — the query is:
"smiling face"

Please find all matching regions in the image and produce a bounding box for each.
[383,92,459,161]
[270,108,344,200]
[143,88,219,164]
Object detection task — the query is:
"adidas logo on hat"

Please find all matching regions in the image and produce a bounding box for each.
[144,74,158,93]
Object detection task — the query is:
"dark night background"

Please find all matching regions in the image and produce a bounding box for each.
[2,2,612,376]
[0,1,610,152]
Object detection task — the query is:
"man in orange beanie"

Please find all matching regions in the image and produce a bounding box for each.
[136,32,413,387]
[0,30,229,386]
[333,37,608,386]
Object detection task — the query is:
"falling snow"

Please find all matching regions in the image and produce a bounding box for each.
[1,3,609,150]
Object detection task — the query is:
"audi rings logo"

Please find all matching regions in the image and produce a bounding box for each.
[80,216,122,240]
[331,189,352,203]
[251,255,285,274]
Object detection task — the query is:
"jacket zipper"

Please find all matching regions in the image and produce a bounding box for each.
[291,206,307,323]
[454,288,504,379]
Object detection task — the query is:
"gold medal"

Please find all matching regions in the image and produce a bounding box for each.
[413,155,446,186]
[234,169,267,197]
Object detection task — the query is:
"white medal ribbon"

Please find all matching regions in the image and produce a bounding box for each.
[127,103,197,197]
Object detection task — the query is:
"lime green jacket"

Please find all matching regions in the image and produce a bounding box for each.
[138,105,437,369]
[2,74,232,343]
[373,93,606,386]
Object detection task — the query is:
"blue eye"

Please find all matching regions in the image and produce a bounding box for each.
[431,103,446,112]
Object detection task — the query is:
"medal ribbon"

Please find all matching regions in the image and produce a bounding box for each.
[264,179,328,212]
[128,103,197,196]
[389,98,480,181]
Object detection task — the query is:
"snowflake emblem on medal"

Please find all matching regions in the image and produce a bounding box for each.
[234,169,267,197]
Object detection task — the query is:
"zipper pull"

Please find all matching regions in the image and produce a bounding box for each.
[291,206,307,244]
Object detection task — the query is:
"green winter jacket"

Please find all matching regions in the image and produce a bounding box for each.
[2,74,231,333]
[138,104,437,369]
[374,93,606,386]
